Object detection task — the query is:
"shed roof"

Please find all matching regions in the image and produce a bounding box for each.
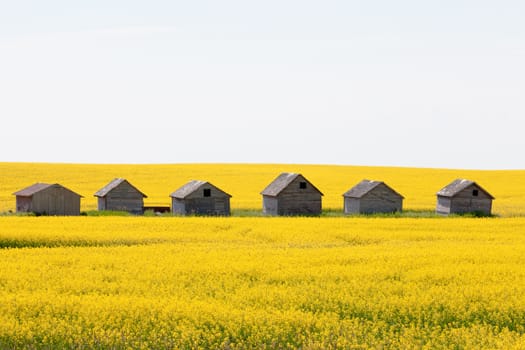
[94,178,148,198]
[170,180,232,199]
[260,172,323,196]
[343,180,404,199]
[13,183,52,196]
[437,179,495,199]
[13,183,83,197]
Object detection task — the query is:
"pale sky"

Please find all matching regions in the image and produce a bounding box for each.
[1,1,524,169]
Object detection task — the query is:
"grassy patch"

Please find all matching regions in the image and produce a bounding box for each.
[82,210,131,216]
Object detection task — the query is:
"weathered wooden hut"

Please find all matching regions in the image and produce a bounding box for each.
[94,178,147,214]
[261,173,323,216]
[170,180,231,216]
[436,179,494,215]
[343,180,404,214]
[13,183,82,215]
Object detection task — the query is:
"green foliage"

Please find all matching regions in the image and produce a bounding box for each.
[83,210,131,217]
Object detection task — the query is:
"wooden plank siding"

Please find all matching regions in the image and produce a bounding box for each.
[345,183,402,214]
[19,185,81,215]
[97,197,107,211]
[172,188,231,216]
[262,196,279,215]
[262,174,323,216]
[437,182,493,215]
[436,197,452,215]
[344,197,361,214]
[171,199,186,215]
[343,180,403,215]
[170,181,231,216]
[101,181,145,214]
[172,197,230,216]
[447,185,492,215]
[15,196,32,213]
[275,190,322,216]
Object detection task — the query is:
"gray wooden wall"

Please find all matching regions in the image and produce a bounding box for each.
[262,196,279,215]
[345,184,402,214]
[436,197,452,215]
[437,185,492,215]
[102,182,144,214]
[172,186,230,216]
[19,185,81,215]
[15,196,32,213]
[264,177,322,216]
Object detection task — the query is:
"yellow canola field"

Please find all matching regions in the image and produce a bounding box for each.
[1,216,525,349]
[1,163,525,348]
[2,162,525,215]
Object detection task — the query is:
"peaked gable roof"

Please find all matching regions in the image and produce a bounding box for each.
[94,178,147,198]
[170,180,232,199]
[343,180,404,199]
[437,179,495,199]
[261,172,323,196]
[13,183,83,197]
[13,183,52,196]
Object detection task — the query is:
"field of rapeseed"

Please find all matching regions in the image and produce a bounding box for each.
[1,217,525,348]
[1,163,525,348]
[2,162,525,215]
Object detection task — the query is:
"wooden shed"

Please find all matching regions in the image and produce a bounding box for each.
[94,178,147,214]
[13,183,82,216]
[170,180,231,216]
[343,180,404,214]
[436,179,494,215]
[261,173,323,216]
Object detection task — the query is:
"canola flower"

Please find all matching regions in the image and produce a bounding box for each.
[2,162,525,215]
[1,216,525,348]
[1,162,525,348]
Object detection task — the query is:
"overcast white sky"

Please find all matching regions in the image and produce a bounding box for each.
[1,1,524,169]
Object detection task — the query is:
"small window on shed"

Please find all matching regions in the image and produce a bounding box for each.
[472,189,479,197]
[299,182,307,189]
[203,189,211,197]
